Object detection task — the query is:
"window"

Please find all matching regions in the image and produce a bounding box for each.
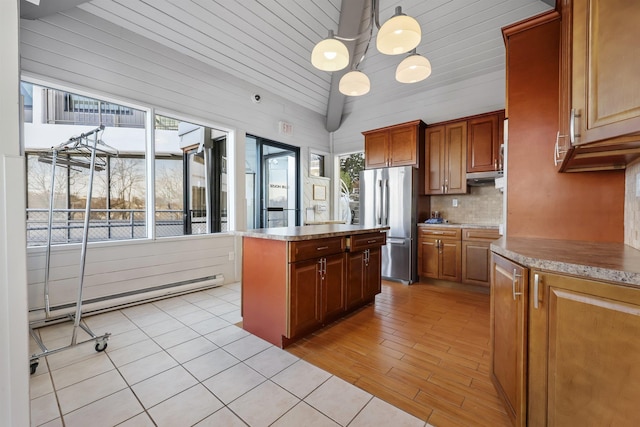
[23,81,233,247]
[154,115,228,237]
[338,152,365,225]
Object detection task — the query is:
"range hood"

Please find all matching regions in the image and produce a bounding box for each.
[466,170,504,186]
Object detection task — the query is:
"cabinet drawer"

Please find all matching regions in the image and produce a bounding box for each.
[289,237,345,262]
[419,227,461,240]
[348,232,386,252]
[462,228,500,242]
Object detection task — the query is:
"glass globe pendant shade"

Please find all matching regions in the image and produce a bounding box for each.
[339,71,371,96]
[311,30,349,71]
[376,7,421,55]
[396,53,432,83]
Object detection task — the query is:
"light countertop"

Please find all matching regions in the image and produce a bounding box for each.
[418,223,499,229]
[491,237,640,286]
[242,224,389,241]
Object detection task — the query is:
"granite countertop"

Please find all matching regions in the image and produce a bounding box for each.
[491,237,640,286]
[242,224,389,241]
[418,223,499,229]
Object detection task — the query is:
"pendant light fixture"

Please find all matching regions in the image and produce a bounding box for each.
[311,30,349,71]
[396,49,432,83]
[310,0,431,96]
[376,7,421,55]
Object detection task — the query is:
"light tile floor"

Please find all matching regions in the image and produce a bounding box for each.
[29,283,432,427]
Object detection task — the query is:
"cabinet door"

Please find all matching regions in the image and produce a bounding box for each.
[389,125,417,167]
[418,238,439,279]
[445,122,468,195]
[323,254,346,320]
[424,126,445,194]
[462,241,491,286]
[467,114,500,173]
[346,251,365,309]
[490,254,528,427]
[364,247,381,299]
[364,131,389,169]
[289,259,322,337]
[572,0,640,145]
[439,239,461,282]
[528,271,640,426]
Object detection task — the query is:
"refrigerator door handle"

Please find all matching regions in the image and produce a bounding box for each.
[383,179,390,225]
[377,179,383,225]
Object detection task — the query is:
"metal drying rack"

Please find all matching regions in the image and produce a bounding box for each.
[29,125,118,374]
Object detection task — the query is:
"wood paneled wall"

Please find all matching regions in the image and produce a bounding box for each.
[504,12,624,242]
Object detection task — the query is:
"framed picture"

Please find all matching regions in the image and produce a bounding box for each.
[313,184,326,201]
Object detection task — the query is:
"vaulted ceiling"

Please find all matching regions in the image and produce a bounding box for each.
[20,0,554,131]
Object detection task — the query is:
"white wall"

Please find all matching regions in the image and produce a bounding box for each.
[19,8,335,309]
[0,1,30,425]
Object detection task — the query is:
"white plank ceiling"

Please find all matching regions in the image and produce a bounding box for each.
[20,0,554,129]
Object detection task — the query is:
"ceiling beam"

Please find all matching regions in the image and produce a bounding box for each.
[325,0,368,133]
[20,0,88,19]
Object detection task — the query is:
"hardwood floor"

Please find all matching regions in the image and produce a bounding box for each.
[286,280,511,427]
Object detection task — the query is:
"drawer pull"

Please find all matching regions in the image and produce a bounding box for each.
[316,246,329,250]
[367,239,377,243]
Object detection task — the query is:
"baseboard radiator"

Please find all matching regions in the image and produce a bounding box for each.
[28,274,225,326]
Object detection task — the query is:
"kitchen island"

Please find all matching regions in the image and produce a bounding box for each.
[242,224,388,348]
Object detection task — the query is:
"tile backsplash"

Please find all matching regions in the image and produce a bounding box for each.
[625,159,640,250]
[430,185,503,225]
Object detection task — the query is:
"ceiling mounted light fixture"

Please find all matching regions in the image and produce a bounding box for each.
[311,0,430,96]
[311,30,350,71]
[396,49,432,83]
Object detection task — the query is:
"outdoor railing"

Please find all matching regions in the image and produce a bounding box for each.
[25,208,212,246]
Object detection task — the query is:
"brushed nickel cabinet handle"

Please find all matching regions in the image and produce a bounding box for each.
[512,268,523,300]
[570,108,581,144]
[316,246,329,250]
[533,273,540,309]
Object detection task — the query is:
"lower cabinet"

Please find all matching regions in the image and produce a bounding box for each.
[418,227,462,282]
[289,253,345,339]
[462,228,501,286]
[528,270,640,426]
[490,253,528,427]
[490,254,640,426]
[346,247,382,309]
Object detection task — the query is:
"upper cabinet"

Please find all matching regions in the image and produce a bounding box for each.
[467,111,505,173]
[425,122,467,195]
[557,0,640,172]
[363,120,425,169]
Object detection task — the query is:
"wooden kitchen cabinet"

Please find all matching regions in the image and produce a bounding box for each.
[346,232,385,309]
[289,239,345,339]
[467,111,504,173]
[363,120,425,169]
[418,227,461,282]
[424,121,467,195]
[490,253,528,427]
[557,0,640,171]
[527,270,640,426]
[462,227,501,287]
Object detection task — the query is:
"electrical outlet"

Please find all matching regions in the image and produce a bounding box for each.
[228,251,235,261]
[452,199,458,207]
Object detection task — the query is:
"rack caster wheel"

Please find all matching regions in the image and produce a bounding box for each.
[30,361,38,375]
[95,341,108,352]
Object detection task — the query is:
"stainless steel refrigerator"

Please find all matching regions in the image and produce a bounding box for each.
[359,166,418,284]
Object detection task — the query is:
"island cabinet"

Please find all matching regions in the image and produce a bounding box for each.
[242,226,387,348]
[345,232,385,309]
[363,120,425,169]
[556,0,640,171]
[424,121,467,195]
[289,237,345,339]
[418,226,461,282]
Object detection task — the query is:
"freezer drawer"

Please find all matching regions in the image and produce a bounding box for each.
[381,237,416,284]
